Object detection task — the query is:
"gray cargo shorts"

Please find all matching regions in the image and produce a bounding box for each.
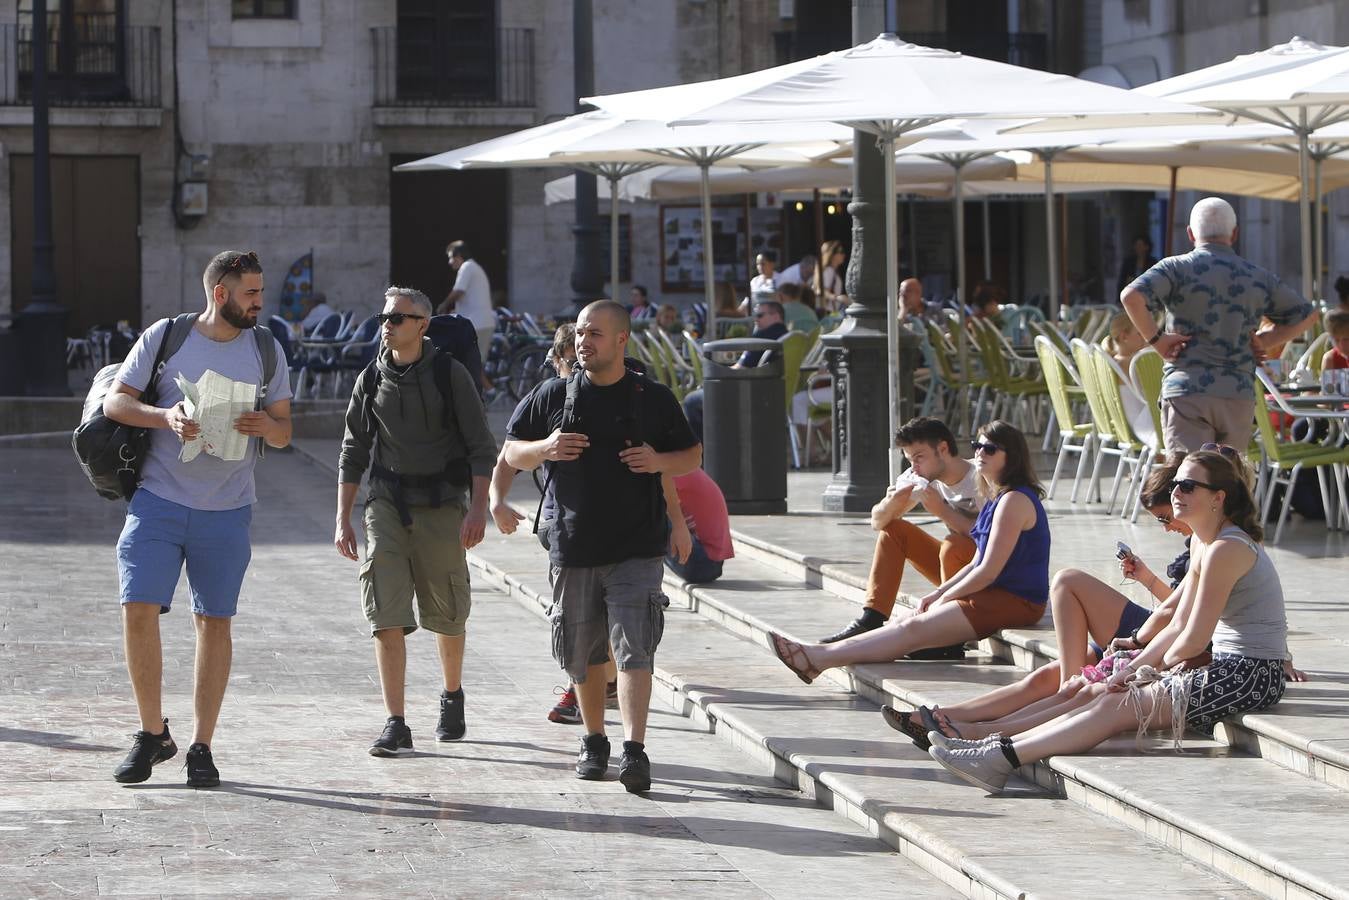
[547,556,669,683]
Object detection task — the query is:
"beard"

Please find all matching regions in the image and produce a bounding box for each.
[221,295,258,329]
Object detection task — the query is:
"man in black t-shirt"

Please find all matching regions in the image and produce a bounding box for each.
[504,300,701,793]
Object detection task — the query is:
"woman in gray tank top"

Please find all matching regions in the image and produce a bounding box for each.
[929,448,1292,794]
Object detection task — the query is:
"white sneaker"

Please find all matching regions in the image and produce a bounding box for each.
[929,742,1014,793]
[928,730,1003,752]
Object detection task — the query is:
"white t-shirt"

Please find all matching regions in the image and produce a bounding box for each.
[896,458,984,517]
[451,258,495,332]
[821,266,842,296]
[777,263,805,286]
[749,273,776,297]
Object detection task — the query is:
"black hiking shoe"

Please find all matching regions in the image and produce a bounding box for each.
[820,609,887,643]
[185,743,220,788]
[575,733,610,780]
[904,643,967,661]
[436,688,466,741]
[113,718,177,784]
[369,717,414,757]
[618,742,652,794]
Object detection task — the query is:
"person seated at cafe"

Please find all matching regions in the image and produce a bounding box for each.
[300,292,336,333]
[815,240,847,311]
[681,301,787,443]
[655,303,684,335]
[1321,309,1349,372]
[1103,312,1157,445]
[713,282,744,321]
[629,285,655,320]
[749,251,777,300]
[777,283,821,333]
[969,282,1006,328]
[777,253,817,288]
[1334,275,1349,313]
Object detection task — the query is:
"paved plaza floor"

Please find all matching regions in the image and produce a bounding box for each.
[0,447,941,899]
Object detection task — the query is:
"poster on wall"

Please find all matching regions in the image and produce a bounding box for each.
[660,204,755,293]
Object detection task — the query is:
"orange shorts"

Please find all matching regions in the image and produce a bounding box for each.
[953,586,1046,639]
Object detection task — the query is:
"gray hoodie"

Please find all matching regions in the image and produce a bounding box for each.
[339,337,497,508]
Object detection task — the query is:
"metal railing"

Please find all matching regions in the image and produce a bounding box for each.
[0,18,161,107]
[372,26,534,108]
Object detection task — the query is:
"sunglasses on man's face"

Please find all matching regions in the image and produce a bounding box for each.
[376,312,426,326]
[1169,478,1219,494]
[970,440,1001,455]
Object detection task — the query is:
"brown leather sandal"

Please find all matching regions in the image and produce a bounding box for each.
[880,705,931,751]
[769,631,821,685]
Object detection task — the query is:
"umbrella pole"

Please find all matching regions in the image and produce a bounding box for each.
[883,131,900,481]
[1298,111,1314,299]
[701,161,717,339]
[608,173,621,301]
[1043,150,1059,322]
[954,162,970,442]
[1314,153,1324,303]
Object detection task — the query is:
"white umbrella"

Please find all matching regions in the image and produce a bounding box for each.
[395,111,851,334]
[589,33,1218,457]
[1127,36,1349,297]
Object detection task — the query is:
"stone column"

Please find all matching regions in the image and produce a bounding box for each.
[569,0,603,308]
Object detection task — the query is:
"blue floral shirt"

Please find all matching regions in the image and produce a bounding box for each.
[1127,243,1313,399]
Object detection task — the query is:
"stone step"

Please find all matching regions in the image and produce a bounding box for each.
[725,516,1349,792]
[465,531,1268,900]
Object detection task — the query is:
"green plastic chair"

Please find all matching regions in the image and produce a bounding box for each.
[1035,336,1093,501]
[1253,369,1349,542]
[766,331,814,468]
[682,331,704,388]
[1090,345,1149,515]
[1295,332,1331,377]
[971,317,1047,432]
[1070,338,1123,504]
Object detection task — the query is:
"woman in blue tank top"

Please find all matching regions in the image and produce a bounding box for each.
[767,421,1050,683]
[930,448,1290,794]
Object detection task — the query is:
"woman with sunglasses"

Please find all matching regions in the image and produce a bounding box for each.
[931,448,1292,794]
[768,420,1049,682]
[885,462,1194,748]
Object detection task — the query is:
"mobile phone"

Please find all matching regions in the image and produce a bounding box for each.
[1116,541,1132,560]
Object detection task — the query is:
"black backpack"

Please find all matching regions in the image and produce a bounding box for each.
[425,314,484,397]
[72,313,278,501]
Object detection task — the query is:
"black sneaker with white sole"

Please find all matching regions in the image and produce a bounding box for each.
[185,742,220,788]
[618,743,651,794]
[575,733,610,780]
[369,716,414,757]
[113,718,177,784]
[435,688,465,741]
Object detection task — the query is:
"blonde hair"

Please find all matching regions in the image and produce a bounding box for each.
[1103,312,1138,355]
[814,239,844,296]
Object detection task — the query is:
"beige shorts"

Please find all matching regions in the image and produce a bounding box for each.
[1162,395,1256,455]
[360,498,471,636]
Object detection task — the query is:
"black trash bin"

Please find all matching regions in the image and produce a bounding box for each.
[0,324,22,396]
[701,338,787,514]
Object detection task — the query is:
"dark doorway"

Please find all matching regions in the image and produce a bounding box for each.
[11,154,141,335]
[388,155,509,307]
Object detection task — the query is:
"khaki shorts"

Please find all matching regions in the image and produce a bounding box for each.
[1162,395,1256,455]
[953,586,1046,639]
[360,498,471,637]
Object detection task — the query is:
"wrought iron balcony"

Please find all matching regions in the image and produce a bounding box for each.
[0,17,161,108]
[372,26,534,109]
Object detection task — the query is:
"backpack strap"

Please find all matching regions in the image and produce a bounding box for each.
[143,313,198,404]
[533,369,584,535]
[430,349,456,427]
[251,325,278,410]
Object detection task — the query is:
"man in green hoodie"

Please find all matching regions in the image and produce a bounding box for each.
[335,287,497,756]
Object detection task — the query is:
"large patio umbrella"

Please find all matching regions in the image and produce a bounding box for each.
[396,111,851,335]
[587,33,1217,454]
[1126,37,1349,298]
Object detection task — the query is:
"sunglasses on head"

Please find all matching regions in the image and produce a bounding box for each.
[1169,477,1219,494]
[376,312,426,326]
[970,440,1001,455]
[214,250,260,286]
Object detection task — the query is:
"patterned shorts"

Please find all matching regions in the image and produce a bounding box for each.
[1165,654,1286,733]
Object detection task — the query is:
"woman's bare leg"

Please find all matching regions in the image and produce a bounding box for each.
[957,680,1105,739]
[802,602,978,671]
[935,661,1061,727]
[1050,569,1134,683]
[1010,684,1171,764]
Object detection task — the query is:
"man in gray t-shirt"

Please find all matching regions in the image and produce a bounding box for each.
[1122,197,1316,452]
[104,250,292,789]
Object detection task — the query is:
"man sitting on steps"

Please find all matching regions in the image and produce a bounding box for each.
[821,417,985,648]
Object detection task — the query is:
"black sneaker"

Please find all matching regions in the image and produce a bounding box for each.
[618,745,652,794]
[436,688,466,741]
[369,717,414,757]
[904,643,967,661]
[820,609,887,643]
[185,743,220,788]
[575,733,610,780]
[113,718,177,784]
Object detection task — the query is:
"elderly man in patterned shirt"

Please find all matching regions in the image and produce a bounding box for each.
[1120,197,1318,453]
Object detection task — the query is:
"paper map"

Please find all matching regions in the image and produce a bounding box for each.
[175,369,258,463]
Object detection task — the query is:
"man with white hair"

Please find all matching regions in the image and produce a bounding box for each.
[1120,197,1317,452]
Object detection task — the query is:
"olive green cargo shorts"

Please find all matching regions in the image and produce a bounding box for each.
[360,498,471,637]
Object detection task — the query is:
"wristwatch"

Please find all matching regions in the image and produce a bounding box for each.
[1146,330,1163,346]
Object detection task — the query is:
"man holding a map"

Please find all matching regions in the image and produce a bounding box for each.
[103,249,293,788]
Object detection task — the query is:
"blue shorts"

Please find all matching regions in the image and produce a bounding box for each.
[116,489,253,618]
[1089,600,1153,660]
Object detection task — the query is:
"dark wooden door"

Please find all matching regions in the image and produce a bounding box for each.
[395,0,497,103]
[388,155,508,307]
[10,154,141,334]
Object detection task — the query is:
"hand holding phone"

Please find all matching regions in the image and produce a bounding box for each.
[1116,541,1132,560]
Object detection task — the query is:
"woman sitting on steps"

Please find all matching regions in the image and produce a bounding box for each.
[929,447,1293,794]
[767,420,1049,682]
